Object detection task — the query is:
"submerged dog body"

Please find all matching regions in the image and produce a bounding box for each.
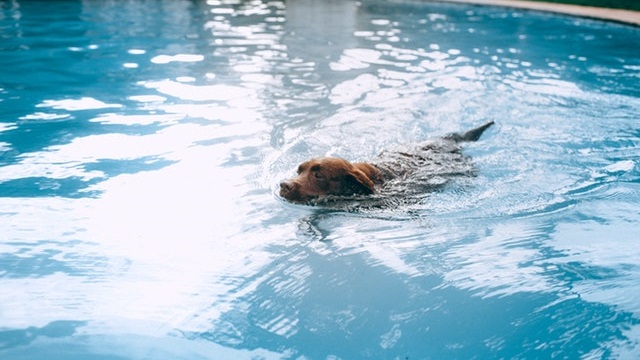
[279,121,494,204]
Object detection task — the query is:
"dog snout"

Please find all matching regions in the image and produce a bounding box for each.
[280,180,293,192]
[279,180,298,199]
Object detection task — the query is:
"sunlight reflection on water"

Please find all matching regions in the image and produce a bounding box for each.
[0,0,639,358]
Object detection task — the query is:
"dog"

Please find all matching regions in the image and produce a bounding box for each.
[279,121,494,204]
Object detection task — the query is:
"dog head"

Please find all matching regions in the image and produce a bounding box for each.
[279,157,376,203]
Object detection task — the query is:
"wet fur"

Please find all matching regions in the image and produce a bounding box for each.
[279,121,494,204]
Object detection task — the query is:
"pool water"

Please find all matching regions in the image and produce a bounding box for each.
[1,0,639,358]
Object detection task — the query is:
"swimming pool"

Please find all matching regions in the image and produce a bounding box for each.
[1,0,639,358]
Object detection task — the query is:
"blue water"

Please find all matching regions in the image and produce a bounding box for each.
[1,0,639,358]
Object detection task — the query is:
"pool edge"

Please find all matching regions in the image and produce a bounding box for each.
[434,0,640,27]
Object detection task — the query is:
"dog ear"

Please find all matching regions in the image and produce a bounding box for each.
[344,169,375,195]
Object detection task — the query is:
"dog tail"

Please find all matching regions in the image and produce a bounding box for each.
[445,121,495,142]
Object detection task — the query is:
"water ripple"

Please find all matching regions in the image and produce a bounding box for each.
[1,0,640,358]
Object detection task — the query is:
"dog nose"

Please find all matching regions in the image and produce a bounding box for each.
[280,181,293,192]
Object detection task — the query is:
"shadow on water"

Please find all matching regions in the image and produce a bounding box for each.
[0,321,87,351]
[0,240,113,279]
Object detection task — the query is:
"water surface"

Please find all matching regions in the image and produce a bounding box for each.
[1,0,640,358]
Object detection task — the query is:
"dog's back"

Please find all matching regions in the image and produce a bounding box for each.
[371,121,494,182]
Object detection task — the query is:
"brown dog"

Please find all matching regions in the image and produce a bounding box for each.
[279,121,494,204]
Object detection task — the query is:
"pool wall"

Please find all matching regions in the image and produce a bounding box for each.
[438,0,640,26]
